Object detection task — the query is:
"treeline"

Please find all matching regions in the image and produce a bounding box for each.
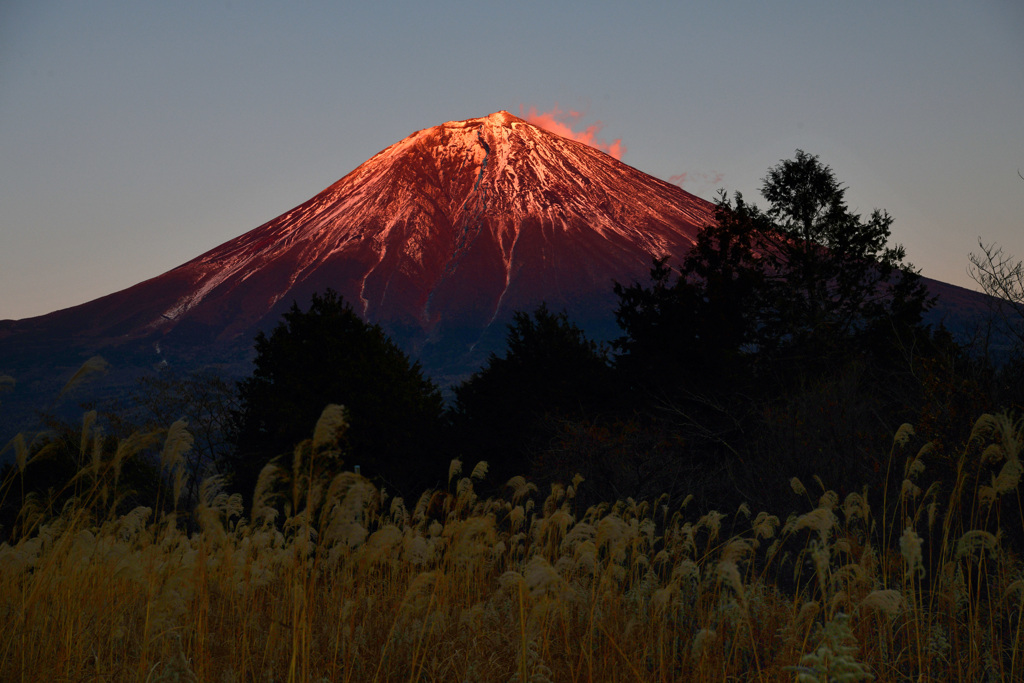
[2,151,1022,537]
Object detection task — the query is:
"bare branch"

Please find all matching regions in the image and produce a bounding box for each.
[969,239,1024,350]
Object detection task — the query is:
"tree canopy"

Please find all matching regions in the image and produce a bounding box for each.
[616,150,933,388]
[452,304,616,486]
[227,290,445,500]
[608,151,939,503]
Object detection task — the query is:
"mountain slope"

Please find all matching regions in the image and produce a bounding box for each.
[0,111,714,375]
[0,110,1002,448]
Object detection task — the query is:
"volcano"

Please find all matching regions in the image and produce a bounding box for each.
[0,111,714,381]
[0,111,999,443]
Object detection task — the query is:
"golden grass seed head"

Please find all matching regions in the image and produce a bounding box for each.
[506,475,535,504]
[539,508,573,544]
[651,585,677,614]
[858,589,905,618]
[112,430,159,485]
[906,457,926,478]
[955,529,999,560]
[524,555,572,601]
[389,496,408,525]
[753,511,780,540]
[59,355,110,399]
[969,413,1001,445]
[402,533,432,565]
[894,422,915,447]
[448,458,462,485]
[367,524,404,560]
[721,537,754,566]
[596,515,629,557]
[794,613,873,683]
[470,460,489,481]
[795,508,838,540]
[691,628,717,661]
[718,559,747,603]
[992,456,1023,496]
[791,477,807,496]
[899,479,922,501]
[810,540,831,594]
[980,443,1004,465]
[160,419,193,473]
[819,490,839,511]
[670,558,700,588]
[842,491,869,524]
[900,526,924,578]
[456,476,474,500]
[696,510,724,541]
[312,403,347,451]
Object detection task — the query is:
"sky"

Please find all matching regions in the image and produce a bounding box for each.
[2,1,1022,321]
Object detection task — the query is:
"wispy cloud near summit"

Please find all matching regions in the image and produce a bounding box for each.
[519,105,626,159]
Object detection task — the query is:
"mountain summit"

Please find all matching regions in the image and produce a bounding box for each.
[149,110,712,351]
[1,111,715,377]
[0,111,1003,444]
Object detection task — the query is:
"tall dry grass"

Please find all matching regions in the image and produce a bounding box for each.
[1,405,1022,682]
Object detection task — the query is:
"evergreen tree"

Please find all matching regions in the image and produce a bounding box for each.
[227,290,444,500]
[452,304,615,486]
[612,151,936,503]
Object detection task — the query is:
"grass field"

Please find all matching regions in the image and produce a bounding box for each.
[1,406,1022,682]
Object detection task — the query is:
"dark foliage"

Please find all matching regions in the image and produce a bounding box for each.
[227,290,445,501]
[91,369,239,507]
[609,151,942,508]
[451,304,618,488]
[0,414,163,541]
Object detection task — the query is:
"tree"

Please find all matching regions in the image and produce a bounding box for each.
[611,152,936,502]
[757,150,931,361]
[969,240,1024,354]
[614,193,769,394]
[94,369,239,508]
[451,304,616,486]
[227,290,445,500]
[616,151,932,385]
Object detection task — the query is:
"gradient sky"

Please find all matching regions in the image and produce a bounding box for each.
[2,1,1022,321]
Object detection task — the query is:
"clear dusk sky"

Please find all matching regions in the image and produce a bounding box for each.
[2,1,1022,321]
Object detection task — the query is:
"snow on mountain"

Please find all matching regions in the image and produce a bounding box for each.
[144,110,713,349]
[0,110,1006,445]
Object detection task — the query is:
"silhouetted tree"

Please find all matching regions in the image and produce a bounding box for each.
[451,304,616,486]
[93,369,239,507]
[969,240,1024,354]
[758,150,932,367]
[614,193,768,395]
[612,151,937,503]
[227,290,445,501]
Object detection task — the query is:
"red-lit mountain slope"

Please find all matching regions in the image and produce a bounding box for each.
[0,111,713,375]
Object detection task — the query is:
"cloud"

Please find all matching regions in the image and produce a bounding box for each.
[669,171,724,190]
[519,104,626,159]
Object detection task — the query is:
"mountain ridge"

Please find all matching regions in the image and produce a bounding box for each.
[0,111,714,371]
[0,111,1005,445]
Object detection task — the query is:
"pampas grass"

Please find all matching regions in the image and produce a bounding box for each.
[1,406,1023,681]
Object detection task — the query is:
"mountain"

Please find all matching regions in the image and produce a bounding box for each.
[0,110,1006,443]
[0,111,714,430]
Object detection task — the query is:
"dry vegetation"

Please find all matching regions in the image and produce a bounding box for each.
[2,405,1023,682]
